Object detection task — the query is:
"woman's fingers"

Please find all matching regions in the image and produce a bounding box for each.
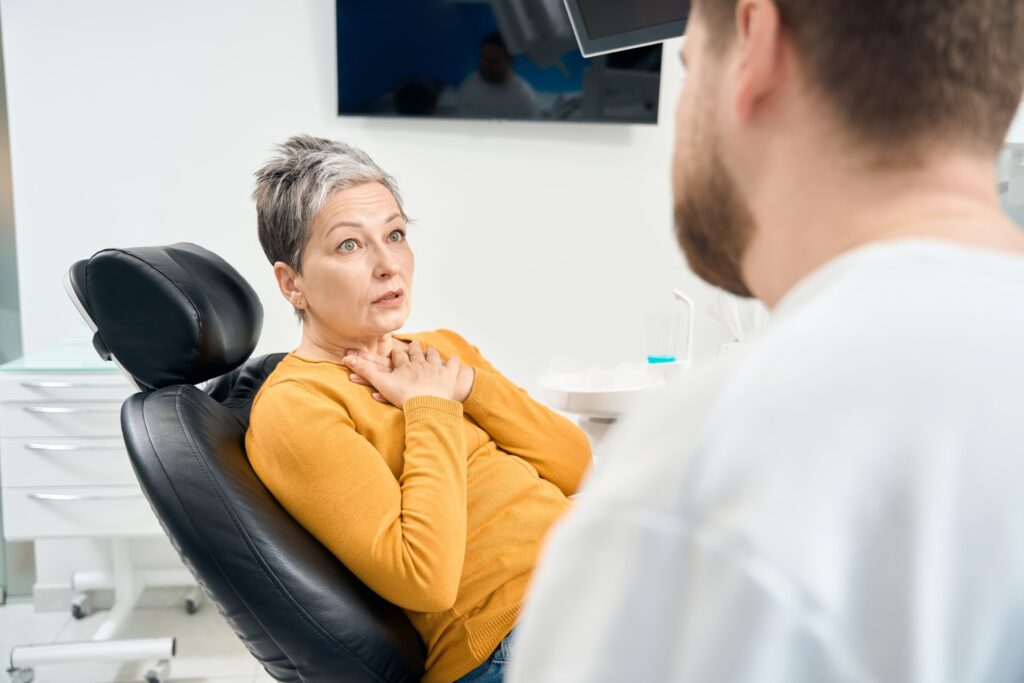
[342,355,379,383]
[345,349,393,371]
[391,344,410,368]
[408,340,426,364]
[425,345,441,365]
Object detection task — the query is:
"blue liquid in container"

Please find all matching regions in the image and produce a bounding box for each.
[647,355,677,364]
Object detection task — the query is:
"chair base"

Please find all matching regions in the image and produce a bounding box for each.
[7,539,178,682]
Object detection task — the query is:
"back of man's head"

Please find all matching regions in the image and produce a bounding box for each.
[697,0,1024,158]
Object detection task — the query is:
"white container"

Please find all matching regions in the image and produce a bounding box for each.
[541,361,682,419]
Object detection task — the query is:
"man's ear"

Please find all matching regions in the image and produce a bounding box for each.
[273,262,306,310]
[732,0,784,122]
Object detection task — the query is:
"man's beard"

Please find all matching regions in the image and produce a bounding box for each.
[673,97,756,298]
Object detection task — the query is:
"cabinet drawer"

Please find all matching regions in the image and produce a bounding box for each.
[1,439,136,488]
[0,402,123,437]
[2,486,160,540]
[0,375,131,403]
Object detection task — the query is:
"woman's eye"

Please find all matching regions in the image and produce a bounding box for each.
[339,239,358,253]
[388,229,406,243]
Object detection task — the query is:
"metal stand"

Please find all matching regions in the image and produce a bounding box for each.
[8,539,178,682]
[71,567,201,619]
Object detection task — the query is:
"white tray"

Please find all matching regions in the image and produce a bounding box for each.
[540,362,683,419]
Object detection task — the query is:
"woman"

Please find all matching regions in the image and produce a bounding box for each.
[245,135,592,683]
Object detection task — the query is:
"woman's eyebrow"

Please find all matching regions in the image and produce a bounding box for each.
[326,213,403,235]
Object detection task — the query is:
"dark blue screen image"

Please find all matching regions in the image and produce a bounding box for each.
[337,0,664,125]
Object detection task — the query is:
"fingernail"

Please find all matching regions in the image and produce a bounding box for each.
[350,374,361,381]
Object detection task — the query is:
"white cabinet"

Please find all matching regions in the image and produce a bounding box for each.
[3,487,156,539]
[2,346,191,678]
[1,439,136,488]
[1,402,124,440]
[0,344,162,584]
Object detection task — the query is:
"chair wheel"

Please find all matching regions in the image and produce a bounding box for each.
[184,588,204,614]
[71,593,92,620]
[8,667,35,683]
[143,659,170,683]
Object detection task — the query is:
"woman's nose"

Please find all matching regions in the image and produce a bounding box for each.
[372,253,400,279]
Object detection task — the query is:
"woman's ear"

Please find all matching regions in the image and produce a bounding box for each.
[273,262,306,310]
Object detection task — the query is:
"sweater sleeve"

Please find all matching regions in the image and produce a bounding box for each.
[246,380,468,613]
[437,329,593,497]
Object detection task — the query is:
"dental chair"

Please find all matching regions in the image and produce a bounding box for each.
[60,243,425,683]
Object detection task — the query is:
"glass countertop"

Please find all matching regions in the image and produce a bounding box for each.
[0,341,119,373]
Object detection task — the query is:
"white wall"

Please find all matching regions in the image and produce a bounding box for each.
[0,18,19,365]
[1,0,727,394]
[1008,105,1024,145]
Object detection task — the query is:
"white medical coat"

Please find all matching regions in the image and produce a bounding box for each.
[508,240,1024,683]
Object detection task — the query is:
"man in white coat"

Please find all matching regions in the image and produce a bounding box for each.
[456,32,542,120]
[508,0,1024,681]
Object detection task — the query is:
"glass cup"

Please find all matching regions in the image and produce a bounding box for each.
[644,311,681,364]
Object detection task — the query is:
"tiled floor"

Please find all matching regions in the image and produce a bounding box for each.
[0,590,274,682]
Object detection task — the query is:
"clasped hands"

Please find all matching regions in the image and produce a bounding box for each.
[341,339,474,408]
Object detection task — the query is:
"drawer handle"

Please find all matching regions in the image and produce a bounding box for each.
[20,381,125,389]
[25,443,121,452]
[27,492,143,502]
[22,406,120,415]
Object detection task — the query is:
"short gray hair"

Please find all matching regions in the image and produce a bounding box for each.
[253,135,409,274]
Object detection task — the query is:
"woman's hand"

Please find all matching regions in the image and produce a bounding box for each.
[343,338,410,373]
[347,340,475,405]
[342,340,470,408]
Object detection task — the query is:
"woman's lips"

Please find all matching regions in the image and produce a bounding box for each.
[373,292,404,307]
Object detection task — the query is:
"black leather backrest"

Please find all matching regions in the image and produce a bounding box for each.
[70,243,262,390]
[121,354,425,683]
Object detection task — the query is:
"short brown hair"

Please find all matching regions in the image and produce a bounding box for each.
[697,0,1024,157]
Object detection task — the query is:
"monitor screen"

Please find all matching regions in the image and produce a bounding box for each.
[336,0,664,125]
[580,1,690,39]
[564,0,690,57]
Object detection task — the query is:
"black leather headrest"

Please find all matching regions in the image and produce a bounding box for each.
[69,243,263,390]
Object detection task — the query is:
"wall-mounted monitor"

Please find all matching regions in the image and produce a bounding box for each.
[563,0,690,57]
[336,0,664,125]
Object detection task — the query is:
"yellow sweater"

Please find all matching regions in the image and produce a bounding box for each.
[245,329,592,682]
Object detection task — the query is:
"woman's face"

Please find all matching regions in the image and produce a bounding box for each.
[295,182,414,339]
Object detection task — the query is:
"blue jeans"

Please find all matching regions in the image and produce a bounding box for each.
[453,627,517,683]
